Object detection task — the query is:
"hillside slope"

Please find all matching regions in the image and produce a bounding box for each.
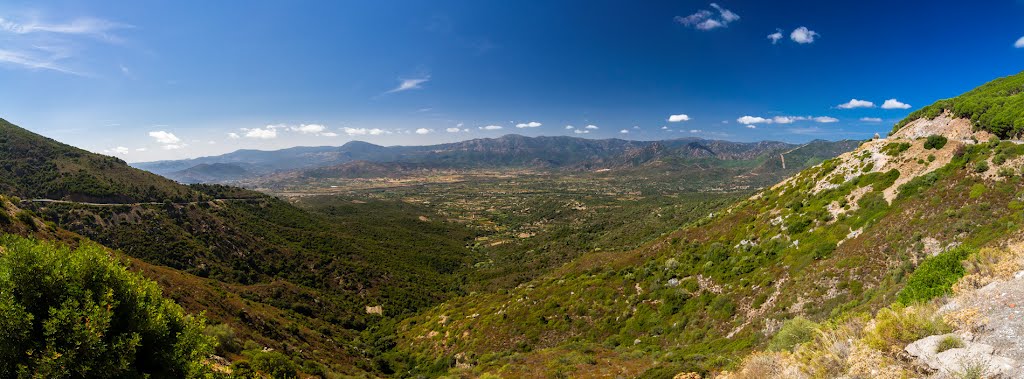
[0,119,483,375]
[0,118,196,202]
[391,76,1024,377]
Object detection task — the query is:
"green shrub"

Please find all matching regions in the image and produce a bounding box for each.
[973,161,989,173]
[881,142,911,157]
[924,135,948,150]
[936,335,964,353]
[969,183,986,199]
[864,305,948,351]
[15,211,35,230]
[768,317,818,351]
[250,351,299,378]
[205,323,242,356]
[897,247,972,304]
[0,235,213,377]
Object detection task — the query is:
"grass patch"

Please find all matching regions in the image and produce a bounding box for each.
[936,335,964,353]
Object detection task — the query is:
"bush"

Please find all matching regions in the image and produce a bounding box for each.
[205,323,242,356]
[897,247,972,304]
[0,235,213,377]
[768,316,818,351]
[936,335,964,353]
[880,142,911,157]
[973,161,989,173]
[250,351,299,378]
[923,135,948,150]
[864,305,948,352]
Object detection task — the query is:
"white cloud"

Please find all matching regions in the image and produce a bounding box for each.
[768,29,783,44]
[881,99,911,109]
[291,124,326,135]
[836,99,875,109]
[790,26,819,44]
[661,126,669,130]
[745,125,757,129]
[674,3,739,31]
[772,116,801,124]
[321,132,338,137]
[135,147,147,152]
[148,131,180,144]
[241,127,278,139]
[227,132,240,139]
[162,144,184,150]
[574,129,590,134]
[585,124,599,129]
[860,117,882,122]
[668,114,690,122]
[480,125,503,130]
[342,127,387,136]
[385,76,430,94]
[1016,36,1024,48]
[619,129,629,134]
[813,116,838,123]
[415,128,432,135]
[515,121,542,128]
[689,129,702,133]
[737,116,771,125]
[565,125,575,130]
[104,146,129,155]
[446,127,461,133]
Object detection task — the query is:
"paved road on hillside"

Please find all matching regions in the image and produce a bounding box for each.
[22,198,263,207]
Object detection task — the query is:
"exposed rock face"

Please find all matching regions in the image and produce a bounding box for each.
[906,334,1019,378]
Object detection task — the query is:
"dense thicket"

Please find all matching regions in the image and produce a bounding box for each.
[0,235,212,378]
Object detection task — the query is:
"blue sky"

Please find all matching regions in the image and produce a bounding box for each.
[1,0,1024,162]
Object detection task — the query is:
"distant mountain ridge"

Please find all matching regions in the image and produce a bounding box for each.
[134,134,859,183]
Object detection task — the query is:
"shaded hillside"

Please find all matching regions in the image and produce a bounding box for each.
[170,163,251,184]
[0,118,196,203]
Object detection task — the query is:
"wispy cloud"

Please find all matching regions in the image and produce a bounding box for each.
[0,13,130,75]
[675,3,740,31]
[385,76,430,94]
[479,125,503,130]
[0,16,130,41]
[767,29,783,44]
[342,127,388,136]
[1016,36,1024,48]
[738,115,839,125]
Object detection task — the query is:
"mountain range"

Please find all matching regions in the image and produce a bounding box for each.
[133,135,858,184]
